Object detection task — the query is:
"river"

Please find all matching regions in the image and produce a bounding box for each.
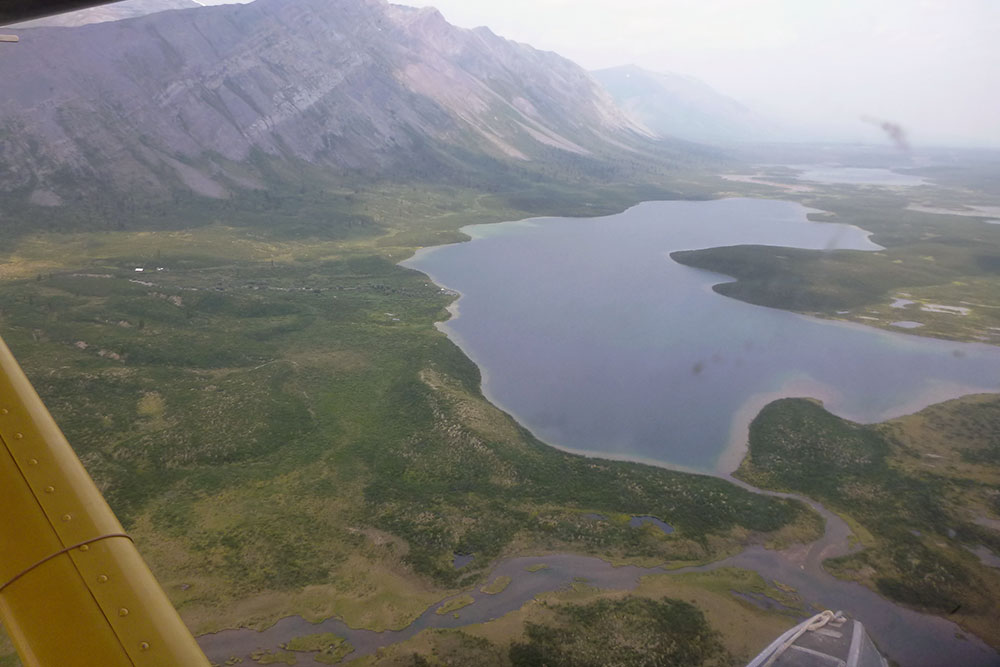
[199,498,1000,666]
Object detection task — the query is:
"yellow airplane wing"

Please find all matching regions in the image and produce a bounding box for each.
[0,335,209,666]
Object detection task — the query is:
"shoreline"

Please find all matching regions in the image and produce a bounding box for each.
[199,200,1000,665]
[198,494,999,667]
[406,213,1000,480]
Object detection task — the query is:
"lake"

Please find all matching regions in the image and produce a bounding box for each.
[403,198,1000,473]
[792,166,926,186]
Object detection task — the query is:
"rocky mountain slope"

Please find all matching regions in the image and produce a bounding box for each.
[0,0,650,207]
[592,64,774,145]
[10,0,201,28]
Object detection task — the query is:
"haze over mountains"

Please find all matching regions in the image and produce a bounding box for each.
[591,65,775,146]
[0,0,658,206]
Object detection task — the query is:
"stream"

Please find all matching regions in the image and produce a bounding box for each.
[198,482,1000,667]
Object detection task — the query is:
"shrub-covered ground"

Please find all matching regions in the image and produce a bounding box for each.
[679,155,1000,345]
[737,396,1000,648]
[0,175,815,660]
[354,568,803,666]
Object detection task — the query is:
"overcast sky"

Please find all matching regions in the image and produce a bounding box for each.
[400,0,999,147]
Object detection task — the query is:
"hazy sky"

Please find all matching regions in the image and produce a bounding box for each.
[401,0,999,147]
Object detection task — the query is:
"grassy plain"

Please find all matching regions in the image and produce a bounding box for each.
[0,172,815,666]
[737,396,1000,648]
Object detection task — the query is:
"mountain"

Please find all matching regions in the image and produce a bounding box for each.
[592,64,774,145]
[0,0,651,207]
[10,0,202,28]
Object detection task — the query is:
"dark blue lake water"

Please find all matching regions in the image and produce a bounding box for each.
[403,199,1000,473]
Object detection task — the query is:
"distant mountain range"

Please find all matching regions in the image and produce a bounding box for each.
[0,0,654,207]
[591,64,775,145]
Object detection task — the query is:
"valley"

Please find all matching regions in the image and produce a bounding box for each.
[0,178,820,667]
[2,154,1000,666]
[1,1,999,666]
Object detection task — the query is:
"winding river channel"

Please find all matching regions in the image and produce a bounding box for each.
[200,495,999,666]
[199,198,1000,666]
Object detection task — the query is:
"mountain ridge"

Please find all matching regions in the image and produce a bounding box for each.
[0,0,654,207]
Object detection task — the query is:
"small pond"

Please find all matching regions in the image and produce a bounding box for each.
[628,515,674,533]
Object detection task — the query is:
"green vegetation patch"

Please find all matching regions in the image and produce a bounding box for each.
[436,594,475,616]
[0,171,816,658]
[670,567,802,612]
[671,244,951,312]
[684,156,1000,346]
[0,215,813,636]
[481,576,512,595]
[737,397,1000,646]
[284,632,353,661]
[283,632,354,664]
[357,566,799,666]
[250,649,297,664]
[360,629,506,667]
[509,596,730,666]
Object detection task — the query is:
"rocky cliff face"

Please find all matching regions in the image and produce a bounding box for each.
[0,0,648,205]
